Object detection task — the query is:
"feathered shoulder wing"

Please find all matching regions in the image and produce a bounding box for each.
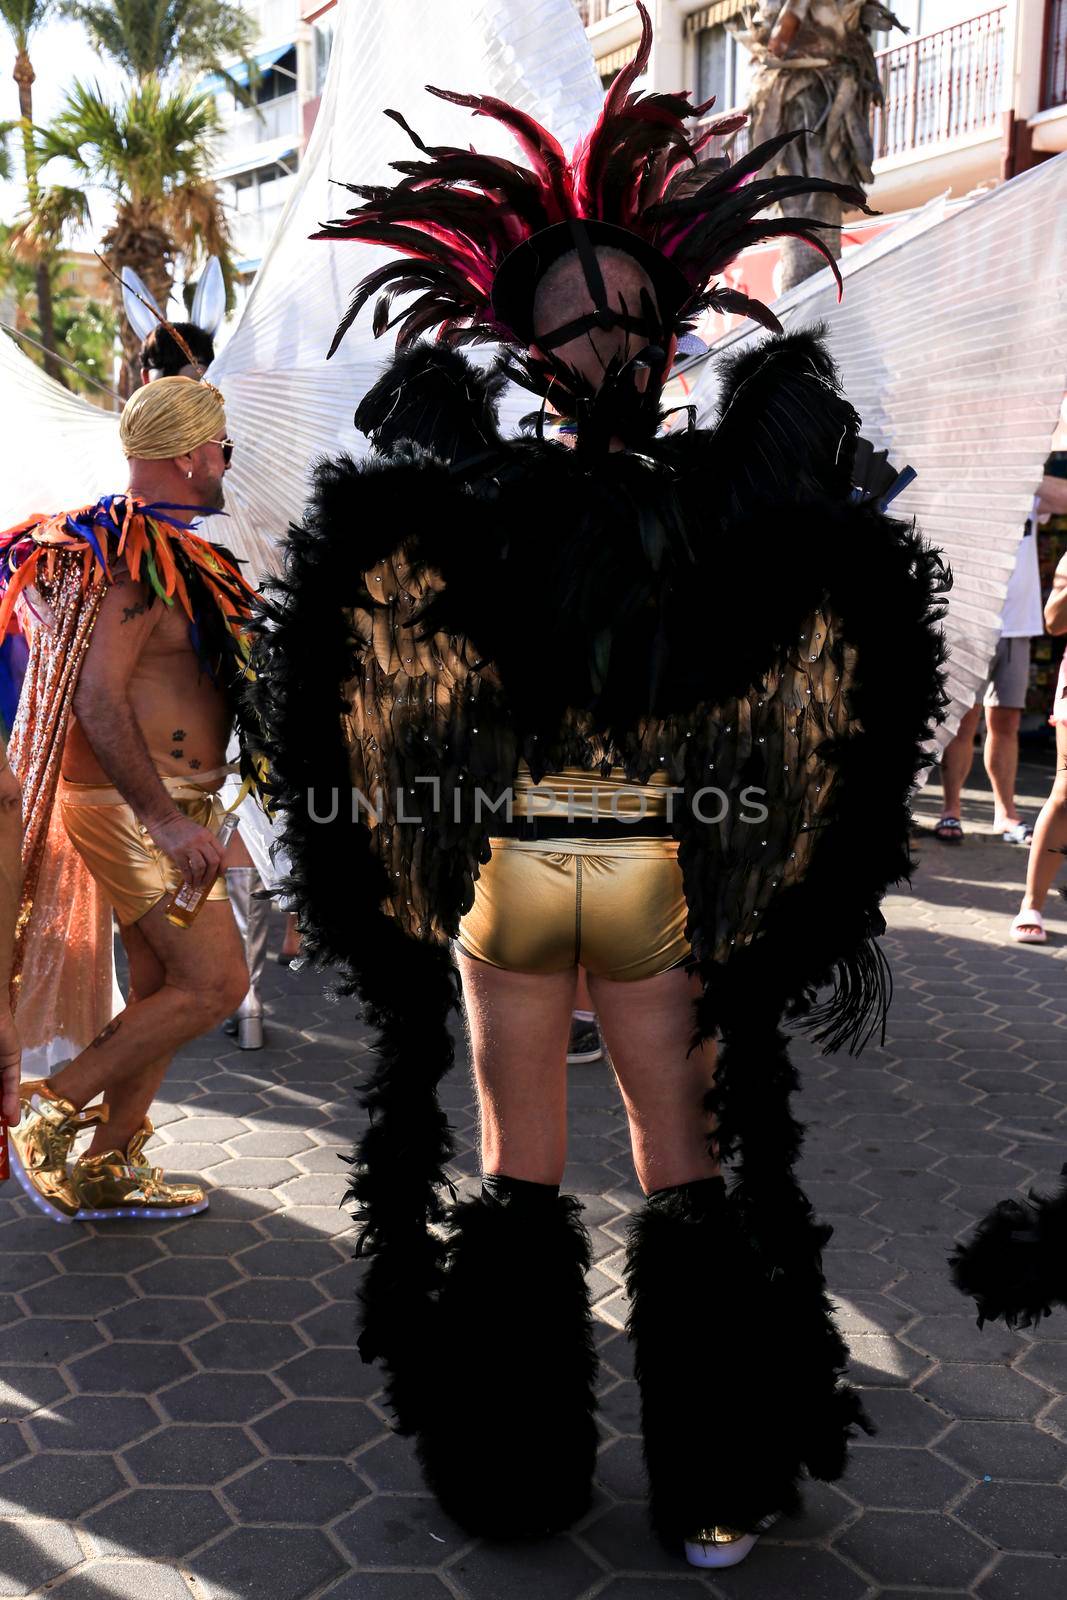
[249,447,512,978]
[700,326,860,512]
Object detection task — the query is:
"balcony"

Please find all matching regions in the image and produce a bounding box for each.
[871,8,1006,163]
[213,92,299,175]
[1044,0,1067,110]
[576,1,632,26]
[247,0,298,46]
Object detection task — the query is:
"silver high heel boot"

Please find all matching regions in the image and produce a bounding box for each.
[224,866,271,1049]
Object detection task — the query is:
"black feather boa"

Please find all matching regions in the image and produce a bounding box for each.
[950,1172,1067,1329]
[247,330,949,1515]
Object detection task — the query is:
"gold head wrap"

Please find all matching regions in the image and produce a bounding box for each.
[119,375,227,460]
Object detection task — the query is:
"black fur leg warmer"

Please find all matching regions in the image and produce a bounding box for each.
[626,1175,869,1547]
[416,1188,600,1538]
[950,1171,1067,1329]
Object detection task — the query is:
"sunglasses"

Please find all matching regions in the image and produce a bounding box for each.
[209,438,235,465]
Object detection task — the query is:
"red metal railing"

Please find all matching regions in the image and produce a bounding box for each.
[871,8,1006,161]
[1043,0,1067,109]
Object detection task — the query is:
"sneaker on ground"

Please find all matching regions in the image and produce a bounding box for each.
[566,1016,603,1064]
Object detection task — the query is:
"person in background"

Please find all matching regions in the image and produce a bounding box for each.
[935,502,1046,845]
[1009,471,1067,942]
[139,322,216,384]
[3,377,254,1222]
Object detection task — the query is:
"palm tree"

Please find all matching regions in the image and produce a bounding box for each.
[36,75,232,389]
[737,1,905,294]
[62,0,255,87]
[1,0,64,381]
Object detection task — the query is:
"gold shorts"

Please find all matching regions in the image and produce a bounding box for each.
[60,780,230,927]
[457,835,690,982]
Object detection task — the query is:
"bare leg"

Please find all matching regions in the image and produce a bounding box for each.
[938,704,981,818]
[101,917,170,1136]
[986,705,1023,829]
[1016,723,1067,927]
[574,970,593,1014]
[457,950,576,1185]
[588,965,718,1194]
[50,899,248,1156]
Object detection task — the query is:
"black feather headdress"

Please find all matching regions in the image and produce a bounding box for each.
[313,1,872,360]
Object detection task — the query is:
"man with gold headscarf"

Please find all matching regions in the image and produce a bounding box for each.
[0,375,258,1223]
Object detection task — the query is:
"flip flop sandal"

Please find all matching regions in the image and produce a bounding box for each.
[1009,909,1046,944]
[1001,821,1034,846]
[933,816,964,843]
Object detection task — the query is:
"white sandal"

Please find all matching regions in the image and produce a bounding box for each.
[1009,908,1046,944]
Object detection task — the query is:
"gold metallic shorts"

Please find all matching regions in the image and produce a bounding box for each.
[60,779,229,927]
[457,835,691,982]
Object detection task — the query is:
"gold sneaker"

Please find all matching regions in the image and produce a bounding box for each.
[684,1513,777,1569]
[72,1119,209,1221]
[8,1080,109,1224]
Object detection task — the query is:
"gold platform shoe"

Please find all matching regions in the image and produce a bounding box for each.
[8,1081,108,1224]
[72,1120,209,1221]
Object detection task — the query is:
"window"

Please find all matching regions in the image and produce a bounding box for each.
[253,46,297,105]
[695,22,750,111]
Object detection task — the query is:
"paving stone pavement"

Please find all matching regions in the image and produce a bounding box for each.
[2,756,1066,1599]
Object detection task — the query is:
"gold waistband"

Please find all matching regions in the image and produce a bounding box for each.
[513,762,676,821]
[59,765,234,807]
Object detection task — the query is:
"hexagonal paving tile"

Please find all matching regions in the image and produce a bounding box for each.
[251,1399,384,1457]
[447,1533,604,1599]
[122,1423,262,1485]
[66,1340,195,1396]
[957,1481,1067,1553]
[211,1278,327,1322]
[186,1526,346,1600]
[222,1457,368,1522]
[918,1363,1047,1422]
[190,1321,307,1372]
[316,1577,454,1600]
[26,1395,158,1453]
[978,1553,1067,1600]
[276,1348,381,1400]
[84,1487,233,1559]
[98,1296,220,1343]
[0,1518,84,1595]
[841,1444,969,1509]
[161,1372,284,1424]
[936,1420,1067,1483]
[44,1559,197,1599]
[0,1451,127,1521]
[21,1274,136,1318]
[835,1508,991,1587]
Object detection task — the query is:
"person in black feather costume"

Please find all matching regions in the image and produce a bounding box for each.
[248,3,949,1567]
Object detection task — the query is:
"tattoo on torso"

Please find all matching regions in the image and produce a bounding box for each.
[121,601,148,624]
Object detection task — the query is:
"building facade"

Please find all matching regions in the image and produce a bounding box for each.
[203,0,335,279]
[577,0,1067,208]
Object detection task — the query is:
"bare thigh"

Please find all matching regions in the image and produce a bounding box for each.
[457,949,577,1186]
[136,895,248,1005]
[588,964,718,1195]
[119,917,166,1002]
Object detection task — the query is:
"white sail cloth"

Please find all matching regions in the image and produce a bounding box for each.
[685,152,1067,755]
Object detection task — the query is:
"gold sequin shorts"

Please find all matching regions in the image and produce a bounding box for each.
[59,779,229,927]
[457,835,690,982]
